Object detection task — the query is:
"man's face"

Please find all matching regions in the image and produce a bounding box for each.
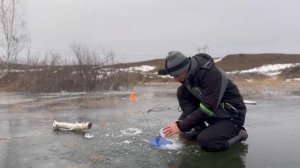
[173,71,188,83]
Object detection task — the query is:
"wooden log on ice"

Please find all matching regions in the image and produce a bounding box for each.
[53,120,92,131]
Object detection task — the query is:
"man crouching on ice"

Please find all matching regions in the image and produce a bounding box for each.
[159,51,248,152]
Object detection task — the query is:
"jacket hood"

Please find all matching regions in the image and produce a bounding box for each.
[185,53,214,83]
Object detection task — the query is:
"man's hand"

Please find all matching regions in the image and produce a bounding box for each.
[162,122,180,136]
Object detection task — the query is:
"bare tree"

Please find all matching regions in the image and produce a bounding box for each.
[0,0,27,76]
[71,44,98,66]
[105,50,115,65]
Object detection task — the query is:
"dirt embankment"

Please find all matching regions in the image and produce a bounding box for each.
[114,53,300,72]
[279,66,300,78]
[216,53,300,71]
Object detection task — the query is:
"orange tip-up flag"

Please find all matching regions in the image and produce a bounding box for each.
[129,92,137,102]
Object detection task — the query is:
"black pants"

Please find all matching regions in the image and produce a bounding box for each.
[177,85,240,152]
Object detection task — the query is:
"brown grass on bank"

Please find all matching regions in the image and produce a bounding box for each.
[234,78,300,99]
[1,52,300,93]
[0,69,146,93]
[0,44,150,93]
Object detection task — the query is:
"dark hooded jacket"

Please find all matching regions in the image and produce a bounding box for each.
[177,53,246,132]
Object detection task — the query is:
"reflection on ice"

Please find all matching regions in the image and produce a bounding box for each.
[0,92,34,105]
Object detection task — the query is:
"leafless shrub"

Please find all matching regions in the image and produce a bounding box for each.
[97,71,144,90]
[70,44,100,91]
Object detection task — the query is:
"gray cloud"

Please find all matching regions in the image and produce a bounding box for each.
[26,0,300,62]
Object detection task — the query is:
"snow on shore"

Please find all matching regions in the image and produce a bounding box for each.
[120,65,156,72]
[228,63,300,76]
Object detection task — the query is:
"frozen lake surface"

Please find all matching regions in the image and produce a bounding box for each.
[0,83,299,168]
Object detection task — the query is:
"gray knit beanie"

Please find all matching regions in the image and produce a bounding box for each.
[165,51,190,76]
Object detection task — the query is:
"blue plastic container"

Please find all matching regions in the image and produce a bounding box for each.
[149,135,172,148]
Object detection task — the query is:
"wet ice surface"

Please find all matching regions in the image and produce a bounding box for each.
[0,92,34,105]
[0,83,300,168]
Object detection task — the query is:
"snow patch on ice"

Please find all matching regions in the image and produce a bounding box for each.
[120,128,143,136]
[120,140,132,144]
[159,139,183,150]
[161,144,182,150]
[84,133,94,139]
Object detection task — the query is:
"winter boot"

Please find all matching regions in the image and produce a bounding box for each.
[179,128,202,143]
[228,127,248,146]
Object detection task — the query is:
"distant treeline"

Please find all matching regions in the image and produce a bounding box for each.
[1,53,299,93]
[0,45,147,93]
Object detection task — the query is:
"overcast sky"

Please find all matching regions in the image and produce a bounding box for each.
[26,0,300,62]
